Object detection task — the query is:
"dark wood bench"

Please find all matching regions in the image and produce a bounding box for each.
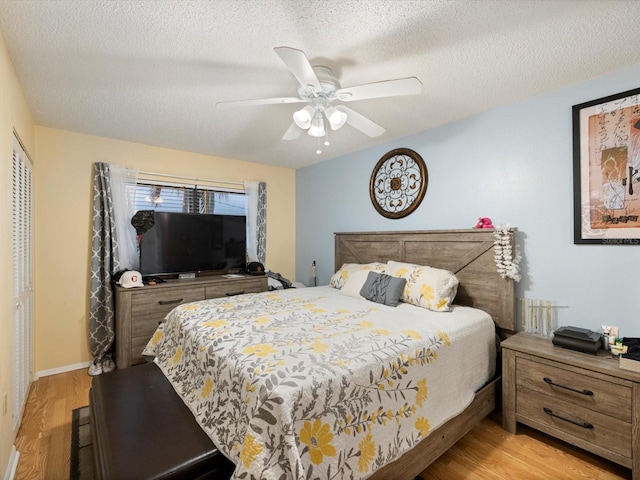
[90,362,235,479]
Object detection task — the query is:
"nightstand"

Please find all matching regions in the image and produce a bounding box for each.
[502,332,639,479]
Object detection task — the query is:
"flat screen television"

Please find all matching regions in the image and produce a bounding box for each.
[139,211,247,276]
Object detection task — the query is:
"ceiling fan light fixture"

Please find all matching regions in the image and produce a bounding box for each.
[220,47,423,147]
[293,105,315,129]
[307,113,326,137]
[325,106,347,130]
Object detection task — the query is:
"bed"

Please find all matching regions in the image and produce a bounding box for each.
[145,229,515,480]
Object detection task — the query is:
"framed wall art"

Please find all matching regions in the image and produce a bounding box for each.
[572,87,640,244]
[369,148,427,219]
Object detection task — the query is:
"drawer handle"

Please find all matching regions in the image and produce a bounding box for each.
[158,298,184,305]
[543,407,594,429]
[225,290,245,296]
[543,377,594,396]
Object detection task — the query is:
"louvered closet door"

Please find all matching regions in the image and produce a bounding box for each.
[12,134,33,432]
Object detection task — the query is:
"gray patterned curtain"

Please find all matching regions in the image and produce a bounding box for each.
[256,182,267,264]
[88,163,121,375]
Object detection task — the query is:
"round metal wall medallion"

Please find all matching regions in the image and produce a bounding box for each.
[369,148,428,219]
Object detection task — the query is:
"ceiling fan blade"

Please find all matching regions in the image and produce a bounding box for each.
[340,106,385,137]
[282,122,303,140]
[336,77,423,102]
[274,46,322,90]
[216,97,304,108]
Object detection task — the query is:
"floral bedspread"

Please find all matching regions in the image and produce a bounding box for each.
[144,286,495,480]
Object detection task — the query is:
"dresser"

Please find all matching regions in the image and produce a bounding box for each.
[502,332,640,479]
[114,275,268,368]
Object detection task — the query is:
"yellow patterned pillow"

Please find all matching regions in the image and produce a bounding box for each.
[385,260,459,312]
[329,262,386,289]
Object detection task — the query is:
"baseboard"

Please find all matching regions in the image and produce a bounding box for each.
[35,361,92,379]
[3,446,19,480]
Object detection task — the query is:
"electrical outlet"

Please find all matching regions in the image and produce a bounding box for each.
[2,393,7,416]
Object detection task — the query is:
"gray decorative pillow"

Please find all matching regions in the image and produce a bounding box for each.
[360,272,406,307]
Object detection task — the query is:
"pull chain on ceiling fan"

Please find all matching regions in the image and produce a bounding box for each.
[216,47,423,151]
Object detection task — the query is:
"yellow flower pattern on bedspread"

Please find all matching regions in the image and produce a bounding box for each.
[145,287,494,480]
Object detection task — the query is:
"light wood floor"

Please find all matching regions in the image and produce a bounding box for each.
[14,368,92,480]
[14,368,632,480]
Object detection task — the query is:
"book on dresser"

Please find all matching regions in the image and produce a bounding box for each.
[620,355,640,373]
[620,337,640,373]
[114,274,268,369]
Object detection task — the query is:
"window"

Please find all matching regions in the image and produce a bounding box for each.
[129,182,246,216]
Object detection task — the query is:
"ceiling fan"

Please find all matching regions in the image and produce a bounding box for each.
[216,47,423,146]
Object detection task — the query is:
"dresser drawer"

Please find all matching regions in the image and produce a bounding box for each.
[517,386,632,460]
[131,287,205,317]
[130,287,205,338]
[131,332,157,365]
[516,357,631,422]
[205,278,265,298]
[116,276,266,369]
[130,340,148,366]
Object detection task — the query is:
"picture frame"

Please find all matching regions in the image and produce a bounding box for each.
[572,87,640,244]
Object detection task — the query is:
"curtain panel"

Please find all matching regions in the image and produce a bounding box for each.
[109,164,139,269]
[88,162,138,375]
[256,182,267,264]
[88,163,120,374]
[245,181,267,264]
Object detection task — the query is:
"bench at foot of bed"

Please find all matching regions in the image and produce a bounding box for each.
[90,361,235,480]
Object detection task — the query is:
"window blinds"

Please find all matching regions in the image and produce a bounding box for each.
[129,182,246,215]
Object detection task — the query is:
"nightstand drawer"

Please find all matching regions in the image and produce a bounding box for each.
[517,386,632,460]
[516,357,631,422]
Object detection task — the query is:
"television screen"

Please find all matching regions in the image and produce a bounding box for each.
[139,212,246,276]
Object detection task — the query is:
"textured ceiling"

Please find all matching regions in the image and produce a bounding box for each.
[1,0,640,169]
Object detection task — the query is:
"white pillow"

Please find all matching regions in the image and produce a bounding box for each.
[386,260,459,312]
[339,269,370,298]
[329,262,386,289]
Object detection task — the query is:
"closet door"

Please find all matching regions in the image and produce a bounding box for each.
[12,134,33,432]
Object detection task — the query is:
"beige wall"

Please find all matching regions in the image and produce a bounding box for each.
[33,127,296,373]
[1,29,295,476]
[0,32,35,476]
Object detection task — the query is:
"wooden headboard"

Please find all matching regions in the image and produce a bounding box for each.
[334,229,516,332]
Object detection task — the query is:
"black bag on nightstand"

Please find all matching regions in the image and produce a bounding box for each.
[552,326,603,354]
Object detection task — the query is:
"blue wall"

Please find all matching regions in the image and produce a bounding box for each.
[296,63,640,336]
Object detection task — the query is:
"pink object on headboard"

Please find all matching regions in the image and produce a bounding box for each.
[474,217,494,229]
